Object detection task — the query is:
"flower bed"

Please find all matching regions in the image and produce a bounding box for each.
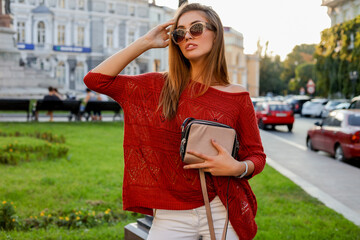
[0,131,68,165]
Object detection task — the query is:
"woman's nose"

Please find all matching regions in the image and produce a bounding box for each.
[184,31,193,40]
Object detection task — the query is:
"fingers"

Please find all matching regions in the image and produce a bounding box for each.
[183,162,206,170]
[187,150,208,160]
[159,19,175,30]
[211,139,226,154]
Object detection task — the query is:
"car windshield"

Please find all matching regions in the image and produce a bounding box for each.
[348,114,360,126]
[328,101,341,107]
[269,104,291,111]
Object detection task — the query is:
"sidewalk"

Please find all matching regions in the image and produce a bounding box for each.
[260,130,360,226]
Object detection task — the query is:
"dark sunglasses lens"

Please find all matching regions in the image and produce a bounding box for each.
[173,30,185,43]
[190,23,204,37]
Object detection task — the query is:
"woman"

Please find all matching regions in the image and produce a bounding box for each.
[84,3,266,240]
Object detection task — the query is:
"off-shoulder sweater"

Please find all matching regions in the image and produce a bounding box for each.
[83,71,266,240]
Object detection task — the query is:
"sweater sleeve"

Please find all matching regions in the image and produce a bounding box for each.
[236,95,266,178]
[83,71,164,105]
[83,71,128,104]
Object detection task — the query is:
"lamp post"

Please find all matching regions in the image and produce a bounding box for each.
[178,0,188,7]
[349,71,359,98]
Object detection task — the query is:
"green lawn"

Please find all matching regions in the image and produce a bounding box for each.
[0,122,359,240]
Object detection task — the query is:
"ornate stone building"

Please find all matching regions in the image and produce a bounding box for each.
[7,0,258,97]
[10,0,152,92]
[322,0,360,26]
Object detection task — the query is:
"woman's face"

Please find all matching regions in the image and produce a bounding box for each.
[176,11,215,64]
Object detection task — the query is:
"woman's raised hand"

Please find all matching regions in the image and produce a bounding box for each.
[143,20,175,49]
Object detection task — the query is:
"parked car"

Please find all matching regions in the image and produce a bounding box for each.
[320,99,349,118]
[285,95,311,114]
[255,101,295,132]
[306,109,360,161]
[251,97,264,107]
[301,99,328,117]
[335,102,350,110]
[349,95,360,109]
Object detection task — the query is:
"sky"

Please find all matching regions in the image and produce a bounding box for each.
[152,0,331,60]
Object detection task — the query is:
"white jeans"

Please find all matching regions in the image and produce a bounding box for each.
[147,196,238,240]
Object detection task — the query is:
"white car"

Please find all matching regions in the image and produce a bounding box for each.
[301,99,328,118]
[320,99,349,118]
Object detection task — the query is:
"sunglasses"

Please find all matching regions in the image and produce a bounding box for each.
[171,22,214,44]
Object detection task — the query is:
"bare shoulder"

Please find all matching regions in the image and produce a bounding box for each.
[228,84,247,93]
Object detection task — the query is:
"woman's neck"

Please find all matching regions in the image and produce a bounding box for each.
[190,60,206,83]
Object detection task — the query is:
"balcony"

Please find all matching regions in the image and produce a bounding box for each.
[321,0,347,7]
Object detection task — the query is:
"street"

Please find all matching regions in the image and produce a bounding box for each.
[261,115,360,168]
[259,115,360,225]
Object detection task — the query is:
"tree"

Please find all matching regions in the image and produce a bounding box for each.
[288,62,315,94]
[281,44,316,92]
[259,42,285,95]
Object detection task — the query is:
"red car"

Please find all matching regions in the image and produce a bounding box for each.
[255,101,295,132]
[306,109,360,161]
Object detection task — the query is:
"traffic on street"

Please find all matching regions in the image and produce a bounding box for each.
[261,114,360,169]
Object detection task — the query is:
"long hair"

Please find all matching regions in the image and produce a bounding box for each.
[159,3,229,119]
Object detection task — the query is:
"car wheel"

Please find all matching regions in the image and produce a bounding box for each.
[287,124,293,132]
[306,137,317,151]
[335,145,345,162]
[258,119,266,130]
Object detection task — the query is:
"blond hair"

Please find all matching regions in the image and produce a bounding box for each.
[159,3,229,119]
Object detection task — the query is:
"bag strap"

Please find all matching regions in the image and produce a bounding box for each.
[199,169,229,240]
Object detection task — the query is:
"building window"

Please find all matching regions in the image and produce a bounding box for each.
[18,0,25,3]
[106,29,113,48]
[153,59,160,72]
[75,62,85,89]
[56,62,66,86]
[343,9,349,21]
[129,6,135,16]
[17,21,26,43]
[354,5,360,16]
[125,62,139,75]
[59,0,65,8]
[78,0,85,10]
[108,2,115,13]
[57,25,66,45]
[37,21,45,44]
[128,30,135,44]
[77,26,85,46]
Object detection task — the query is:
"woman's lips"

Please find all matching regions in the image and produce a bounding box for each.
[185,43,198,50]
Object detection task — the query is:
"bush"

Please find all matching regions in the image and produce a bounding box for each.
[0,201,129,231]
[0,131,68,165]
[0,201,18,230]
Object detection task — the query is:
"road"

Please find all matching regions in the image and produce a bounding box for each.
[259,114,360,225]
[263,115,360,168]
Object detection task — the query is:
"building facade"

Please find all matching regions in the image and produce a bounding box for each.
[11,0,152,92]
[224,27,260,97]
[322,0,360,26]
[10,0,258,96]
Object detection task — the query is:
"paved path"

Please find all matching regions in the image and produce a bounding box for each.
[0,113,123,122]
[260,130,360,226]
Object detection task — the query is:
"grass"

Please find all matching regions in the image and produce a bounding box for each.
[0,122,359,239]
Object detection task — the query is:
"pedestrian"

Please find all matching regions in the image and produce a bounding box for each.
[84,3,265,240]
[41,86,61,121]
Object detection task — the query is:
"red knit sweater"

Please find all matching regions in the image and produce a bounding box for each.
[84,71,266,240]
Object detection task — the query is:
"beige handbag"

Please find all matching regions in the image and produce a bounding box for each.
[180,118,239,240]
